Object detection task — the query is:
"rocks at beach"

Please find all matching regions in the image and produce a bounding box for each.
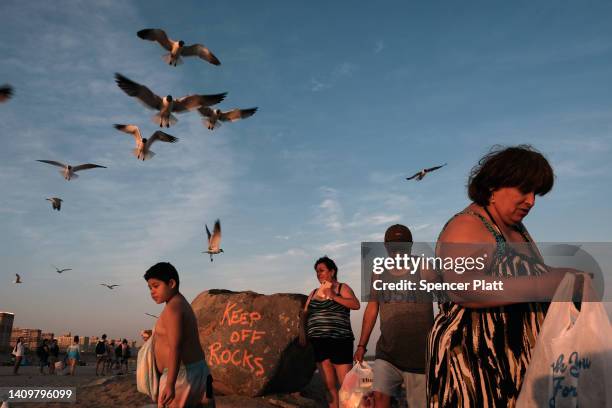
[192,290,316,397]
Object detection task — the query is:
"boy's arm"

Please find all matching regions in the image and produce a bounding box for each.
[160,301,183,405]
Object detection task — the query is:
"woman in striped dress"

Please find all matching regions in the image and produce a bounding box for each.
[299,256,360,408]
[427,145,583,407]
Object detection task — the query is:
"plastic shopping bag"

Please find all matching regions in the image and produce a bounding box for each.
[517,274,612,408]
[339,361,374,408]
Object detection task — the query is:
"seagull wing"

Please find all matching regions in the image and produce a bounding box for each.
[115,73,162,110]
[219,107,258,122]
[114,124,143,145]
[72,163,107,172]
[137,28,173,51]
[197,106,215,118]
[405,172,420,180]
[210,219,222,250]
[0,84,13,103]
[173,93,227,112]
[37,160,67,169]
[425,163,447,173]
[181,44,221,65]
[146,131,178,148]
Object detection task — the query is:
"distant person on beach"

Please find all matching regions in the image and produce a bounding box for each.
[299,256,360,408]
[354,224,433,408]
[95,334,108,376]
[427,145,585,407]
[120,339,131,374]
[65,335,81,376]
[12,337,25,375]
[107,339,116,373]
[37,339,50,374]
[48,339,59,374]
[141,261,214,407]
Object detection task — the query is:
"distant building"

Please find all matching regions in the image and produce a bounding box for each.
[0,312,14,351]
[11,327,42,350]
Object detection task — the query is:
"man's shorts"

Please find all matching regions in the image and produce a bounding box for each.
[309,338,353,365]
[373,358,426,407]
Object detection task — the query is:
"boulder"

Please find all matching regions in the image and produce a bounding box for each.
[192,290,316,397]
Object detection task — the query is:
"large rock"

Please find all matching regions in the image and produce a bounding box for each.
[192,290,316,397]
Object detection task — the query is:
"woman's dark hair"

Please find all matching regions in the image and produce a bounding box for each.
[314,256,338,280]
[468,145,554,206]
[144,262,180,289]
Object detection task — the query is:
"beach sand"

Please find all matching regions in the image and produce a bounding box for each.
[0,365,325,407]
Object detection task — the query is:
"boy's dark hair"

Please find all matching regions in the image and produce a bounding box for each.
[468,145,554,206]
[314,256,338,280]
[144,262,180,288]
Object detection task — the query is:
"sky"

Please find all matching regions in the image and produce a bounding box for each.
[1,0,611,345]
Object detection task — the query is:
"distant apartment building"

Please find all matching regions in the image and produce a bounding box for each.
[0,312,14,351]
[10,328,42,350]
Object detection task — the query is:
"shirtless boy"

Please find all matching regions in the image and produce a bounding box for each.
[144,262,214,407]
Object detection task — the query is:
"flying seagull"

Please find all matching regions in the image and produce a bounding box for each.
[145,313,159,318]
[406,163,447,181]
[115,73,226,128]
[14,274,22,284]
[37,160,106,180]
[113,124,178,161]
[46,197,63,211]
[0,84,13,103]
[198,107,258,130]
[203,219,223,262]
[53,265,72,274]
[100,284,119,290]
[137,28,221,67]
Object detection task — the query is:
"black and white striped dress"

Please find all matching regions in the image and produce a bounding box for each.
[427,210,548,407]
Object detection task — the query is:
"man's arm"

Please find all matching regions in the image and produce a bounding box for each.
[159,301,183,406]
[354,300,379,362]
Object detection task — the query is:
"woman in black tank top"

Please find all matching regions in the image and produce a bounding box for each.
[299,256,360,408]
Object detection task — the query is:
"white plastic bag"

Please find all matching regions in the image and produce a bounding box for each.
[339,361,374,408]
[517,274,612,408]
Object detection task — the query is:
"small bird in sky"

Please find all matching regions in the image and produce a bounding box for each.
[14,273,22,284]
[145,313,159,319]
[37,160,106,181]
[198,107,258,130]
[46,197,63,211]
[100,284,119,290]
[406,163,447,181]
[0,84,13,103]
[53,265,72,274]
[203,219,223,262]
[113,124,178,161]
[115,73,226,128]
[137,28,221,67]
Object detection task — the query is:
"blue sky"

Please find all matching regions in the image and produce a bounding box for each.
[1,1,611,343]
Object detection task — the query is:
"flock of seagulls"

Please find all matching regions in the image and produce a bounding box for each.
[5,28,252,290]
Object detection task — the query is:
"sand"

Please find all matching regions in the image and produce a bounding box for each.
[0,365,326,407]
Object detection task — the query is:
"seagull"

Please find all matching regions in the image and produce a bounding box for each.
[145,313,159,318]
[14,274,22,284]
[115,73,226,128]
[137,28,221,67]
[203,219,223,262]
[100,284,119,290]
[53,265,72,274]
[37,160,106,180]
[46,197,63,211]
[113,124,178,161]
[0,84,13,103]
[406,163,447,181]
[198,107,258,130]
